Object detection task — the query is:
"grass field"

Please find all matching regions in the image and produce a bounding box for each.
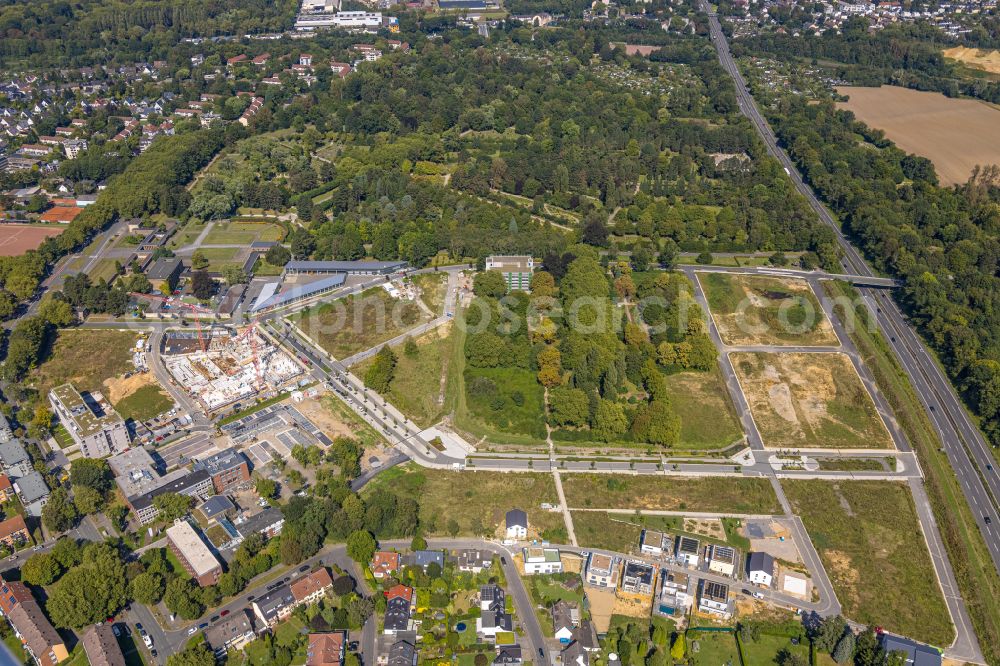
[363,464,565,539]
[352,324,455,428]
[836,85,1000,186]
[815,457,888,472]
[731,352,894,449]
[195,246,241,271]
[463,366,547,441]
[782,480,953,646]
[28,329,140,397]
[688,630,739,662]
[665,368,744,450]
[825,281,1000,662]
[739,632,810,666]
[571,512,645,553]
[292,287,430,359]
[203,220,285,245]
[561,475,781,514]
[410,272,448,315]
[699,273,837,347]
[113,383,174,422]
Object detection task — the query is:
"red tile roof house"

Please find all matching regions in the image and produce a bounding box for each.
[383,584,413,604]
[253,53,271,66]
[0,576,69,666]
[0,515,31,549]
[227,54,248,66]
[291,567,334,606]
[371,551,400,579]
[0,473,13,503]
[307,631,346,666]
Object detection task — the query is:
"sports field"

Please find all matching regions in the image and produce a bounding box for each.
[836,85,1000,186]
[0,224,63,256]
[732,351,894,449]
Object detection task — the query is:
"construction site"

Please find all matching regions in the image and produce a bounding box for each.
[162,326,303,412]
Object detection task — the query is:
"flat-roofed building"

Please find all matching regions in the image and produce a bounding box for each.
[619,561,655,596]
[697,580,730,618]
[166,521,223,587]
[127,469,212,525]
[706,545,737,577]
[639,530,666,556]
[192,447,250,493]
[235,506,284,539]
[49,384,130,458]
[584,552,618,588]
[204,609,256,656]
[307,631,346,666]
[522,547,562,575]
[281,260,407,277]
[81,624,126,666]
[657,571,693,616]
[675,536,700,567]
[485,256,534,292]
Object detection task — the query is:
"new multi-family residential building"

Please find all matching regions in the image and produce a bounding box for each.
[584,553,619,588]
[523,548,562,575]
[49,384,130,458]
[486,256,534,292]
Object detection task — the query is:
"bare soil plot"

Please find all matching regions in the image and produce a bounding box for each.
[585,588,618,633]
[699,273,838,346]
[836,85,1000,186]
[731,352,894,449]
[944,46,1000,75]
[782,480,953,646]
[561,474,782,515]
[104,372,173,422]
[0,224,62,256]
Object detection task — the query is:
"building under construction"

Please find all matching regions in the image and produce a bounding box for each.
[162,328,302,412]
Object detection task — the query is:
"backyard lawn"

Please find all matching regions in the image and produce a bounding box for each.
[687,630,740,665]
[739,632,810,666]
[363,464,564,539]
[782,480,953,646]
[561,475,782,514]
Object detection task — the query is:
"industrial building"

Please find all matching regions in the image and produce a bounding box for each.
[49,383,131,458]
[167,521,223,587]
[281,260,407,277]
[249,273,346,313]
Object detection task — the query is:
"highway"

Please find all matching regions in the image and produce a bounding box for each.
[698,3,989,660]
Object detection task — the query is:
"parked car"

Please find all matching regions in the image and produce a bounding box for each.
[299,565,309,572]
[143,635,153,648]
[221,610,230,617]
[210,616,219,623]
[187,627,198,636]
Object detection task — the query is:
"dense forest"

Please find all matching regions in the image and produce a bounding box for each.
[0,0,300,67]
[765,94,1000,448]
[730,17,1000,103]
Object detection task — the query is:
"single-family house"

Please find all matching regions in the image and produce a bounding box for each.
[584,552,619,588]
[697,580,730,618]
[551,600,579,643]
[706,545,737,577]
[457,549,493,573]
[639,530,666,556]
[676,536,700,567]
[411,550,444,571]
[371,551,400,579]
[505,509,527,540]
[747,552,775,588]
[619,561,655,596]
[307,631,346,666]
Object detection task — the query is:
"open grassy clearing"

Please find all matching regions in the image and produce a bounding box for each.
[700,273,838,347]
[561,475,782,514]
[363,464,565,539]
[196,246,241,270]
[571,512,645,553]
[203,220,285,245]
[731,352,894,449]
[410,271,448,315]
[28,329,140,397]
[291,287,430,359]
[352,324,455,428]
[463,366,547,441]
[113,383,174,422]
[739,632,810,666]
[665,367,744,450]
[825,281,1000,662]
[782,479,952,645]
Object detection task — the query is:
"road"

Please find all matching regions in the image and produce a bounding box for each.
[699,4,986,661]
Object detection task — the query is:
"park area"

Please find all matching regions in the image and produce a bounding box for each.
[291,287,430,359]
[782,480,953,646]
[363,464,566,540]
[731,352,894,449]
[699,273,837,347]
[560,475,782,515]
[836,85,1000,186]
[0,224,63,256]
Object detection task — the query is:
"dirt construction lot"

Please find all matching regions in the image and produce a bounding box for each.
[732,351,894,449]
[944,46,1000,74]
[836,85,1000,186]
[700,273,838,346]
[0,224,63,256]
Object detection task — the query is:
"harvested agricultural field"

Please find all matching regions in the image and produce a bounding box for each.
[699,273,837,346]
[944,46,1000,75]
[0,224,62,256]
[783,480,953,646]
[561,474,782,515]
[836,85,1000,186]
[731,352,893,449]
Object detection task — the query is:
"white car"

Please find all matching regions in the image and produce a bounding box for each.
[143,634,153,648]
